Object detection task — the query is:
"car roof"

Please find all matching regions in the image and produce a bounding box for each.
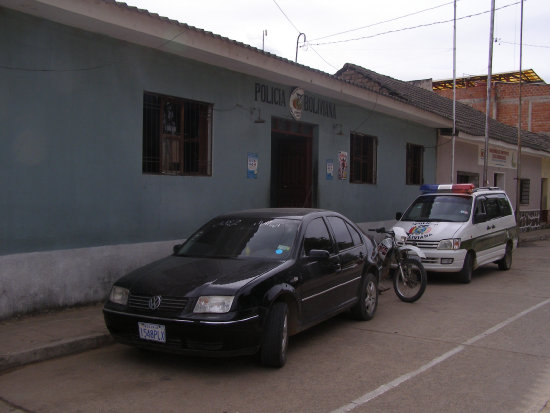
[216,208,335,220]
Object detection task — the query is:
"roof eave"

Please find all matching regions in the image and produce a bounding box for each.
[0,0,451,127]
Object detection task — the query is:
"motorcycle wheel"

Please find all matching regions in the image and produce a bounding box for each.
[393,258,427,303]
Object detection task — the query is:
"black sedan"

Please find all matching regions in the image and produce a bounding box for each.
[103,208,378,367]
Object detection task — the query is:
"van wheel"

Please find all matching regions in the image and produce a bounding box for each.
[497,243,513,271]
[458,252,474,284]
[260,302,288,368]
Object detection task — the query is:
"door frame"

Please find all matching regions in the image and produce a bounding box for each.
[270,118,317,208]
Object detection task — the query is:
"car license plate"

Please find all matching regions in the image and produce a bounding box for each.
[138,322,166,343]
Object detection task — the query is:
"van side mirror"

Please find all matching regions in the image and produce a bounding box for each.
[396,212,403,220]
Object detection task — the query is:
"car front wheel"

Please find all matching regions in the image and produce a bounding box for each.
[260,301,289,368]
[458,251,474,284]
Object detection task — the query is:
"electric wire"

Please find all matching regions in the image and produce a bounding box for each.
[310,1,522,47]
[309,0,460,42]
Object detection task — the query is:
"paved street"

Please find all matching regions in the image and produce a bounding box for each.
[1,238,550,413]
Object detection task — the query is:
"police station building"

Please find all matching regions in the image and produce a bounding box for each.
[1,0,446,317]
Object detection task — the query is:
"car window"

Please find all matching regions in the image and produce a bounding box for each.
[303,218,334,255]
[402,195,472,222]
[327,216,354,251]
[346,222,363,246]
[177,217,300,259]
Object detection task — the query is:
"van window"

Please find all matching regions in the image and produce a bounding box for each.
[485,197,500,220]
[496,195,512,216]
[401,195,472,222]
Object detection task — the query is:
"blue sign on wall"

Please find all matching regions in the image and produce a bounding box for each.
[247,153,258,179]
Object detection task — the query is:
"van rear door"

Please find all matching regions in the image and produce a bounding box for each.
[471,196,508,266]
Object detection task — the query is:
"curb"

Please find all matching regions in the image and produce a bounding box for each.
[0,333,114,373]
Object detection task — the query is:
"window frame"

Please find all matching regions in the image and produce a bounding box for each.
[142,91,213,177]
[406,143,424,186]
[520,179,530,205]
[349,132,377,184]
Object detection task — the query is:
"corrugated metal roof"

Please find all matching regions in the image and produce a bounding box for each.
[433,69,545,90]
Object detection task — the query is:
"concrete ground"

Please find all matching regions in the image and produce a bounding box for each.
[1,227,549,376]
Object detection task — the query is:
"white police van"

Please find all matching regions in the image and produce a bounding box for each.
[394,184,518,283]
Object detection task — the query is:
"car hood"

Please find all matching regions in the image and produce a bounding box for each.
[116,256,284,296]
[394,221,466,242]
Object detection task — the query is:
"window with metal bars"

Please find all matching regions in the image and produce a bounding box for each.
[406,143,424,185]
[142,92,212,176]
[350,132,377,184]
[520,179,530,205]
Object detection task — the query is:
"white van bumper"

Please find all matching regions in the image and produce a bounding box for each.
[420,249,468,272]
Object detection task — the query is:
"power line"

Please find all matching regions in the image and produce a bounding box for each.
[272,0,301,34]
[310,1,522,47]
[500,40,550,49]
[272,0,337,69]
[309,0,459,42]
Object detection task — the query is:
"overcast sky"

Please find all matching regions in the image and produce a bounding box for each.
[122,0,549,83]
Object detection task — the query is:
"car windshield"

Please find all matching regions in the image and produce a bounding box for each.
[401,195,472,222]
[175,217,300,259]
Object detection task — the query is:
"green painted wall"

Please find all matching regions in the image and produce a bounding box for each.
[0,7,436,256]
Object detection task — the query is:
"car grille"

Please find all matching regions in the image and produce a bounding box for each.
[128,294,189,315]
[405,239,439,249]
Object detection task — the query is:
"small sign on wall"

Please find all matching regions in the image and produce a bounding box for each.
[247,153,258,179]
[326,159,334,180]
[338,151,348,180]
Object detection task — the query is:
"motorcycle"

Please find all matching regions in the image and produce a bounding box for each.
[369,227,427,303]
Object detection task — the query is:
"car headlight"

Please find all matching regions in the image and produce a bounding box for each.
[109,286,129,305]
[438,238,461,250]
[194,296,234,313]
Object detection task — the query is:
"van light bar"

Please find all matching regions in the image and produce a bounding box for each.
[420,184,475,194]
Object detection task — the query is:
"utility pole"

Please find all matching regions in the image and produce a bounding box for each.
[483,0,496,187]
[262,30,267,51]
[516,0,524,234]
[451,0,457,184]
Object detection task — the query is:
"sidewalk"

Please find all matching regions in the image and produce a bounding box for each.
[0,303,112,372]
[1,227,550,373]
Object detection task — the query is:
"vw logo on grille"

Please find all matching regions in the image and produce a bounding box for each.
[148,295,162,310]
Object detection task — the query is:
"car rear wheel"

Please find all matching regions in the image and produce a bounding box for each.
[260,301,288,368]
[497,243,513,271]
[351,272,378,321]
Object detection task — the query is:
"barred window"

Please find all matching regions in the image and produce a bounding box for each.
[142,92,212,176]
[406,143,424,185]
[350,133,377,184]
[520,179,530,205]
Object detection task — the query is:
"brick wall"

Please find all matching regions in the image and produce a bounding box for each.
[434,82,550,135]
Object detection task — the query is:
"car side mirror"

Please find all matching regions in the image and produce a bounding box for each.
[396,212,403,220]
[307,249,330,260]
[173,244,183,254]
